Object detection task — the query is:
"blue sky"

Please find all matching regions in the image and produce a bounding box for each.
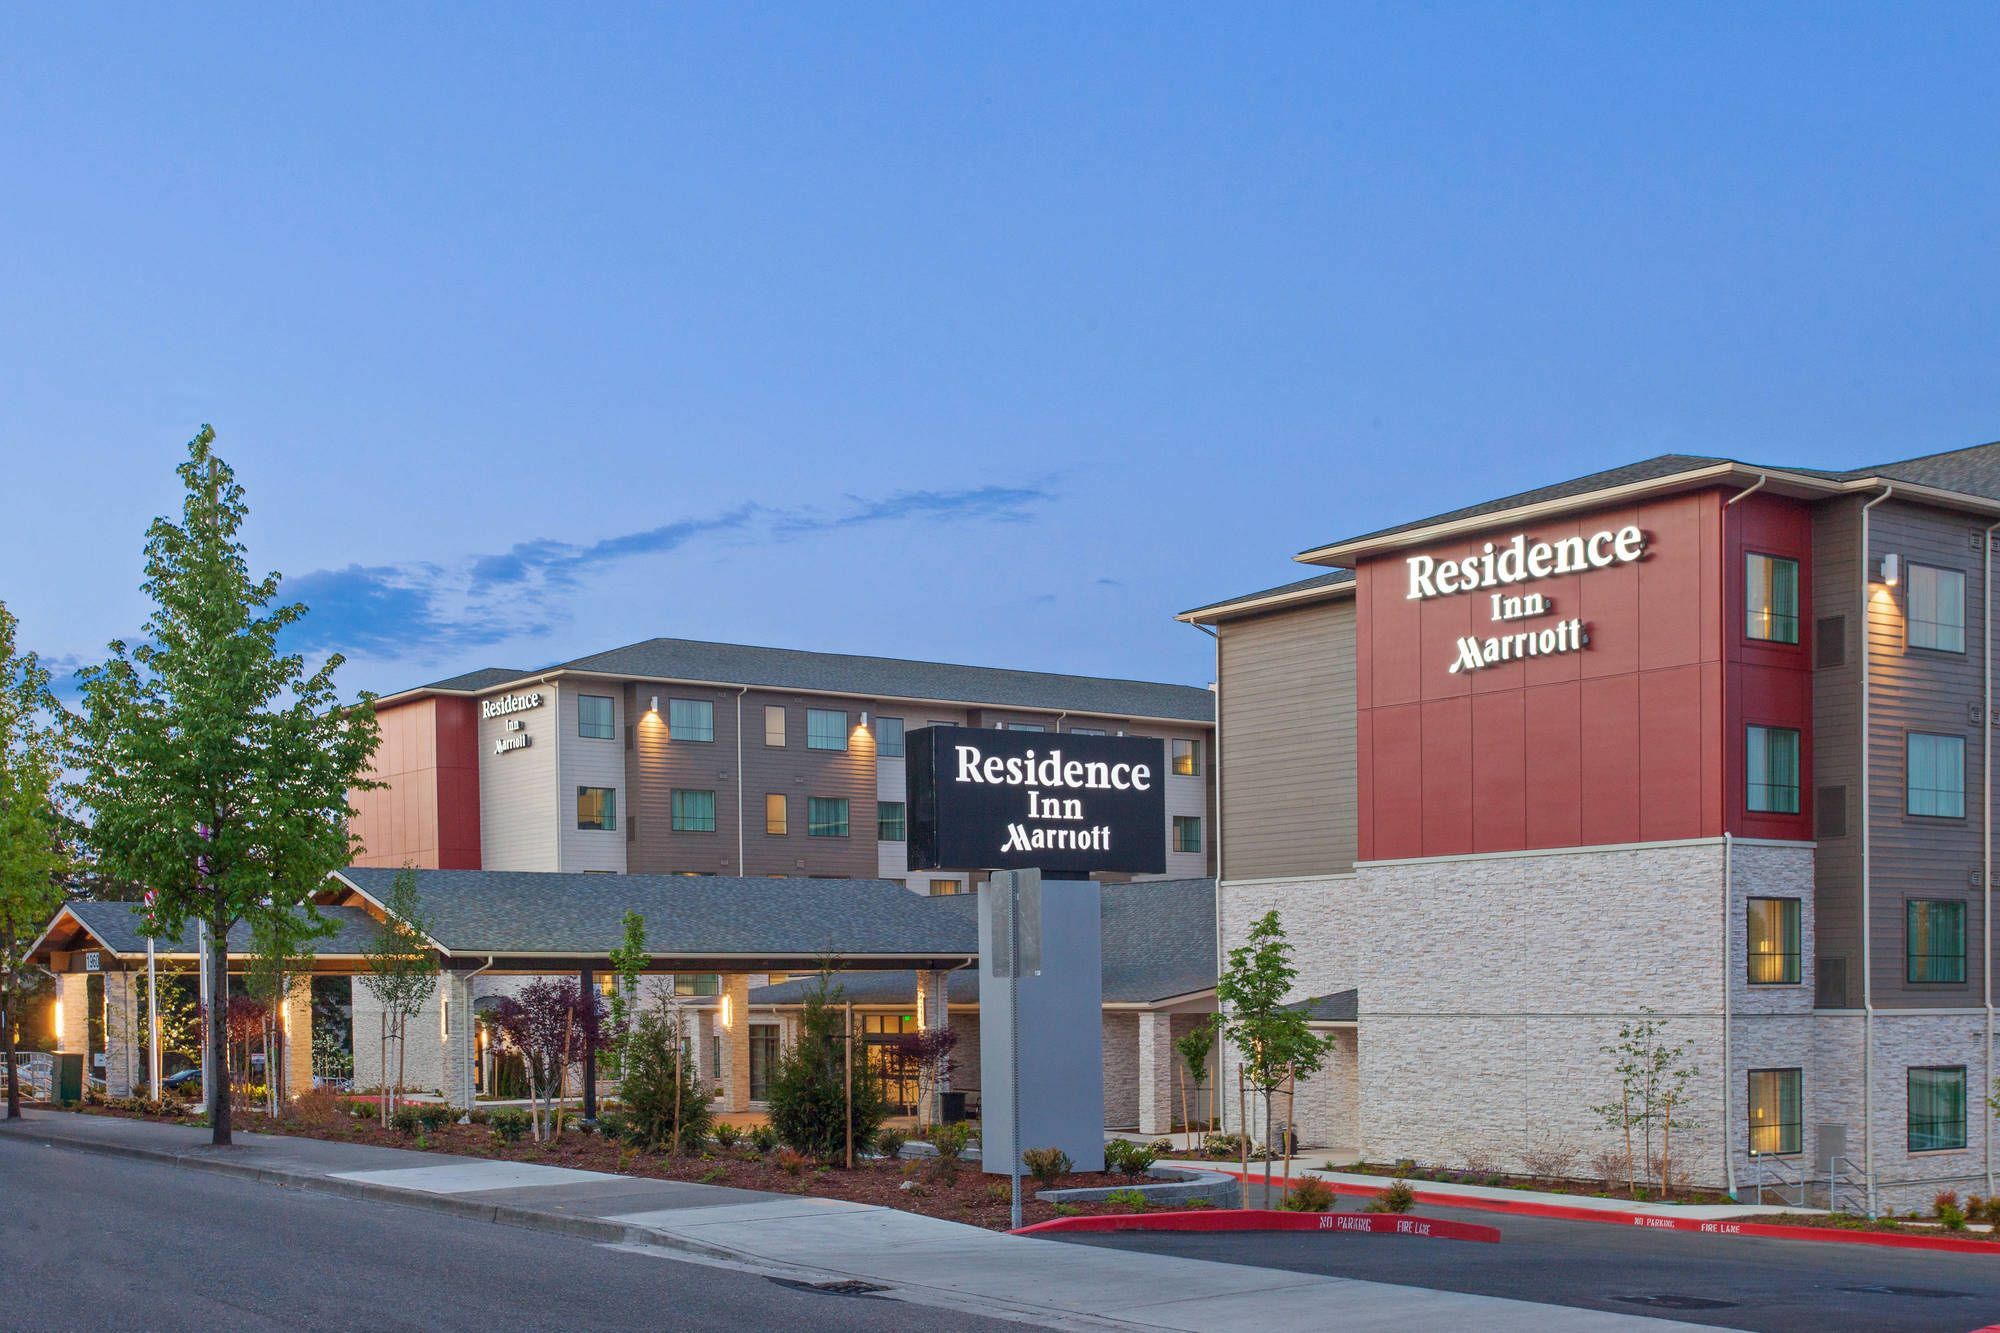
[5,4,1997,697]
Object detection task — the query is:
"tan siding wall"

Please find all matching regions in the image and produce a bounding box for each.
[1217,598,1357,880]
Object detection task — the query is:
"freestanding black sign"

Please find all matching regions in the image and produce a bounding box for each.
[906,726,1167,875]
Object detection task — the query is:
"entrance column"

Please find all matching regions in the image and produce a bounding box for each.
[283,978,314,1098]
[104,972,140,1097]
[55,972,88,1055]
[1137,1010,1176,1138]
[439,972,477,1112]
[721,974,751,1113]
[916,969,951,1123]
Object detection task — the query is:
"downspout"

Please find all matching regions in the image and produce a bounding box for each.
[736,686,748,874]
[1986,520,1999,1197]
[1191,620,1225,1127]
[1720,474,1764,1202]
[1861,485,1894,1218]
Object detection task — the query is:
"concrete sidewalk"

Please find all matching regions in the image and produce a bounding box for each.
[2,1110,1707,1331]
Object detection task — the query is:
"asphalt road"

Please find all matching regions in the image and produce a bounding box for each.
[1053,1202,2000,1332]
[0,1137,1011,1333]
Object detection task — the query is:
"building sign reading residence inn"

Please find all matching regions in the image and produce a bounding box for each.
[1404,526,1647,675]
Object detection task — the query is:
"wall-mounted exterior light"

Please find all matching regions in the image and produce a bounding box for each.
[1879,553,1901,586]
[859,711,869,730]
[719,994,733,1029]
[649,695,660,713]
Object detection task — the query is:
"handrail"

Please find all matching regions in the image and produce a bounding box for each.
[1748,1151,1805,1208]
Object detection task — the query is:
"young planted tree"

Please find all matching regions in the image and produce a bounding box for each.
[1175,1023,1216,1150]
[489,977,606,1142]
[243,906,327,1115]
[897,1026,958,1131]
[604,910,650,1080]
[619,1003,711,1151]
[73,427,380,1145]
[356,867,438,1126]
[1215,911,1334,1207]
[768,969,889,1160]
[0,601,72,1120]
[1592,1009,1699,1198]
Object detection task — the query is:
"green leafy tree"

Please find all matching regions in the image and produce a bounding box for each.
[767,969,889,1160]
[1175,1022,1216,1149]
[1215,910,1334,1206]
[1591,1009,1699,1198]
[0,602,72,1118]
[619,1004,712,1151]
[356,867,438,1125]
[604,910,650,1079]
[244,906,329,1115]
[73,427,381,1145]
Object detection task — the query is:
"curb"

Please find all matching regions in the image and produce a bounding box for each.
[1017,1208,1500,1244]
[1220,1169,2000,1256]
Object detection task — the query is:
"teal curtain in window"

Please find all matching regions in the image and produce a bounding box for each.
[1908,1068,1967,1151]
[1746,726,1801,813]
[1745,555,1800,644]
[807,709,848,750]
[668,699,714,743]
[876,717,905,758]
[1907,734,1966,817]
[808,796,849,837]
[672,789,717,833]
[578,695,615,739]
[1909,565,1967,652]
[1907,900,1967,983]
[878,801,906,841]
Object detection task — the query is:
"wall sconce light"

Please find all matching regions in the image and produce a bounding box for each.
[1878,554,1900,587]
[859,711,869,730]
[52,999,61,1042]
[649,695,660,713]
[719,994,733,1029]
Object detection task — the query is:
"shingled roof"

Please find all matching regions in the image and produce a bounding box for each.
[747,878,1217,1007]
[386,638,1213,724]
[35,900,385,961]
[331,868,979,962]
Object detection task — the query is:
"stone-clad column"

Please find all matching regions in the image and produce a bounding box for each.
[721,975,751,1113]
[439,972,477,1112]
[284,978,314,1097]
[916,969,952,1123]
[104,972,140,1097]
[1138,1011,1176,1138]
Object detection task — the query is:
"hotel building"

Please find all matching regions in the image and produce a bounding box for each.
[1185,442,2000,1211]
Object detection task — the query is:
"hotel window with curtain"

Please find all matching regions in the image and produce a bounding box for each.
[576,786,617,831]
[673,973,720,998]
[878,800,906,842]
[1908,1066,1967,1151]
[1171,739,1200,776]
[806,708,848,751]
[671,789,716,833]
[929,879,964,896]
[765,793,787,835]
[1746,725,1801,814]
[577,694,615,739]
[808,796,849,837]
[1745,554,1800,644]
[1747,1068,1801,1155]
[876,716,905,758]
[1907,900,1966,983]
[1746,898,1801,985]
[764,704,786,747]
[669,698,714,743]
[1173,815,1202,853]
[1907,733,1966,817]
[1907,564,1966,652]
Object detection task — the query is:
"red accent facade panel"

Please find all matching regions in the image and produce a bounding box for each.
[348,696,483,869]
[1354,487,1813,859]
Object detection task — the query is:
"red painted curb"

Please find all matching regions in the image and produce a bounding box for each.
[1014,1209,1500,1243]
[1214,1170,2000,1256]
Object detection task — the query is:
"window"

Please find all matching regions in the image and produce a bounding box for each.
[1907,733,1966,817]
[1173,815,1202,853]
[1171,738,1201,776]
[764,704,786,747]
[807,708,848,750]
[1908,564,1966,652]
[578,694,615,739]
[808,796,849,837]
[1747,898,1801,985]
[1745,554,1800,644]
[669,698,714,743]
[749,1023,780,1101]
[1747,1069,1802,1155]
[673,973,720,998]
[1007,722,1045,732]
[1746,725,1801,814]
[576,786,617,831]
[1908,1067,1967,1151]
[878,800,906,841]
[1069,727,1106,736]
[929,879,964,896]
[765,793,787,835]
[876,716,905,758]
[671,789,716,833]
[1907,900,1966,983]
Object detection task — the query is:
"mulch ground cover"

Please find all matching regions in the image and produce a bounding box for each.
[66,1098,1170,1231]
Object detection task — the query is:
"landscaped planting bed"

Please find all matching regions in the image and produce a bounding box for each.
[67,1093,1191,1231]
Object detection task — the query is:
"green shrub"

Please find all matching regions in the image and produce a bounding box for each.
[1365,1178,1416,1214]
[487,1107,532,1143]
[1022,1146,1073,1187]
[413,1103,455,1133]
[1104,1187,1149,1213]
[1148,1138,1175,1157]
[748,1124,779,1154]
[1281,1174,1337,1212]
[713,1122,743,1150]
[929,1121,973,1162]
[1104,1139,1158,1177]
[1941,1204,1968,1232]
[390,1106,424,1135]
[620,1008,713,1151]
[1053,1202,1082,1217]
[595,1108,630,1142]
[1202,1132,1250,1159]
[1181,1197,1215,1209]
[768,972,890,1159]
[873,1129,908,1159]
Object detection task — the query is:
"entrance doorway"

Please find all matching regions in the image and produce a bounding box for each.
[861,1013,919,1115]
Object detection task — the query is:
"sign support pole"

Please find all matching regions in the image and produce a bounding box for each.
[1008,878,1023,1231]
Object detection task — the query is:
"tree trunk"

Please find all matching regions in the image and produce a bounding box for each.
[672,1018,683,1154]
[207,933,231,1146]
[395,1012,409,1122]
[1262,1086,1276,1206]
[1237,1063,1249,1209]
[1622,1087,1634,1199]
[378,1011,389,1126]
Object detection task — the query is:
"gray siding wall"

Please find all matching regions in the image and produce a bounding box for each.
[1216,598,1358,881]
[477,683,560,870]
[1816,497,1994,1011]
[560,685,627,873]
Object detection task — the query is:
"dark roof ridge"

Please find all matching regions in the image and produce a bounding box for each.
[1857,438,2000,475]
